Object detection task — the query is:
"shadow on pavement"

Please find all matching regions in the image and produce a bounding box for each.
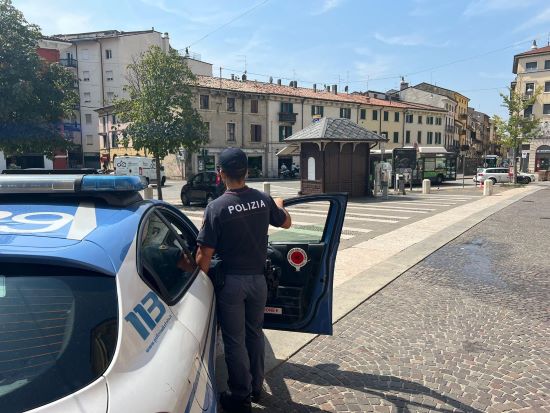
[258,342,481,413]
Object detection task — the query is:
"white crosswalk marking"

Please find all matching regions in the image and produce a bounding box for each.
[288,207,410,220]
[347,204,432,213]
[288,210,399,223]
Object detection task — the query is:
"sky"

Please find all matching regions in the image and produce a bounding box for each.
[13,0,550,117]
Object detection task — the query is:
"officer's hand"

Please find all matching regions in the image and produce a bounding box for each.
[274,197,285,209]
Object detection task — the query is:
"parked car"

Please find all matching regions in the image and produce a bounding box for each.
[114,156,166,186]
[180,171,222,206]
[473,167,511,184]
[0,173,347,413]
[517,172,536,183]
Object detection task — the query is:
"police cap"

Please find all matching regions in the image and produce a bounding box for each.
[219,148,248,176]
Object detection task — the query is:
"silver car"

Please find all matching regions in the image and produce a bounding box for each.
[474,168,511,184]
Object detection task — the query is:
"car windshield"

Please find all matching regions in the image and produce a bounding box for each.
[0,264,118,413]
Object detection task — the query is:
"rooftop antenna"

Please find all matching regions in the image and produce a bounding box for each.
[237,54,247,74]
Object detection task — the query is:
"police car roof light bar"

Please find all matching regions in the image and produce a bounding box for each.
[0,174,147,194]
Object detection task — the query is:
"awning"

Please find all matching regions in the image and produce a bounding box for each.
[417,146,450,154]
[276,144,300,157]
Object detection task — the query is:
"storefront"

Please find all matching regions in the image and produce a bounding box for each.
[535,145,550,171]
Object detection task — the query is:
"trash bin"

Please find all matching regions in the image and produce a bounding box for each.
[397,174,405,195]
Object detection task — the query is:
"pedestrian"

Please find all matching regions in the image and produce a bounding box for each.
[215,165,225,196]
[196,148,291,413]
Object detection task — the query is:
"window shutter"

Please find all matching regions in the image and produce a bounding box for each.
[289,103,293,113]
[279,126,283,141]
[311,106,315,116]
[320,106,324,116]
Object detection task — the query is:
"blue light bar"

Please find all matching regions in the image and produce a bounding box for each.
[0,174,147,194]
[81,175,147,192]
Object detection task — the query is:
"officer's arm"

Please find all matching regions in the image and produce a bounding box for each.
[274,197,292,229]
[196,245,215,274]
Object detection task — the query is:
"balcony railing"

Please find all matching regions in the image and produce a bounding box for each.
[59,58,78,68]
[279,112,297,124]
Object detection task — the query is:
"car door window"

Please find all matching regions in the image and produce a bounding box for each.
[192,174,203,186]
[139,211,198,305]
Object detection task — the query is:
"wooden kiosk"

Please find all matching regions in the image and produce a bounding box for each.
[278,118,387,197]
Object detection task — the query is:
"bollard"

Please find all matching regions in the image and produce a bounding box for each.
[422,179,431,194]
[263,182,270,196]
[143,186,154,200]
[483,179,493,196]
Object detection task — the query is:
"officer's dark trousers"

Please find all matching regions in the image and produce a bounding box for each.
[217,274,267,400]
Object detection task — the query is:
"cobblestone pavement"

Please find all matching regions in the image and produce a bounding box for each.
[257,188,550,413]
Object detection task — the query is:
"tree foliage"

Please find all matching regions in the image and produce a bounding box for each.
[492,87,541,182]
[114,45,208,199]
[0,0,78,157]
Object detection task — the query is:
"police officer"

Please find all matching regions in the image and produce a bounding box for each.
[196,148,291,413]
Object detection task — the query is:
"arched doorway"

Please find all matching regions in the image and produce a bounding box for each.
[535,145,550,171]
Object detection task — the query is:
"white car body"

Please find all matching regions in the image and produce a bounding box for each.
[473,167,511,184]
[115,156,166,185]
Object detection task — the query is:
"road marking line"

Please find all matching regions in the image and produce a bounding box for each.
[291,221,373,234]
[287,207,410,220]
[300,204,433,213]
[289,210,399,223]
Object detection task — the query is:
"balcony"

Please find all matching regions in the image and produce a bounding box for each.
[59,58,77,68]
[279,112,297,124]
[459,113,468,120]
[63,122,81,132]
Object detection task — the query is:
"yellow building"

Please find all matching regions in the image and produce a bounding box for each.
[512,41,550,172]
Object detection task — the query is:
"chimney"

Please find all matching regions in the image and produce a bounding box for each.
[277,79,282,85]
[400,76,409,91]
[269,76,273,83]
[344,85,349,93]
[242,73,247,81]
[289,81,293,86]
[332,84,337,94]
[531,40,538,50]
[326,85,330,92]
[293,81,298,88]
[162,32,169,39]
[231,74,235,80]
[313,83,317,92]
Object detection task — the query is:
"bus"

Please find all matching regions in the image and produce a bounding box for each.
[482,155,500,168]
[370,146,457,185]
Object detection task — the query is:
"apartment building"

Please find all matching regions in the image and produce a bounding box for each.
[467,108,491,154]
[189,76,446,178]
[512,40,550,172]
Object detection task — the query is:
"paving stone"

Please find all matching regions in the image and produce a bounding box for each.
[255,189,550,412]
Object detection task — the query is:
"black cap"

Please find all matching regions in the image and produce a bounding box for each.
[219,148,248,174]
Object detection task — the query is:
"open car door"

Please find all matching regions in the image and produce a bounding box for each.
[263,193,347,335]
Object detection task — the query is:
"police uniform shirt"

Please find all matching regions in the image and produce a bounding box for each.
[197,187,287,275]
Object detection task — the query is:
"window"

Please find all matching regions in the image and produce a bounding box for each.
[427,131,433,144]
[418,115,423,124]
[312,105,324,116]
[524,105,533,117]
[82,71,90,81]
[251,99,259,113]
[251,124,262,142]
[307,157,316,181]
[105,49,112,59]
[381,132,388,139]
[436,117,442,125]
[139,210,198,304]
[86,134,93,145]
[545,82,550,93]
[279,125,292,142]
[545,60,550,70]
[383,111,389,121]
[85,114,92,124]
[526,61,537,71]
[227,97,236,112]
[393,131,399,143]
[281,102,293,113]
[360,108,366,119]
[0,264,118,413]
[106,92,114,102]
[372,110,378,121]
[112,114,116,124]
[83,92,91,103]
[106,70,113,81]
[427,116,434,125]
[405,130,411,143]
[227,123,235,141]
[340,108,351,119]
[394,112,400,122]
[417,131,422,143]
[525,82,535,94]
[435,132,442,145]
[199,95,209,110]
[405,113,413,123]
[543,104,550,115]
[111,132,118,148]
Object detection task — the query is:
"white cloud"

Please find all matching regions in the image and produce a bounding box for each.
[463,0,536,17]
[16,1,95,34]
[513,6,550,33]
[311,0,345,15]
[374,32,449,48]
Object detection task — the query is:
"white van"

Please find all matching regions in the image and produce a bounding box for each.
[114,156,166,186]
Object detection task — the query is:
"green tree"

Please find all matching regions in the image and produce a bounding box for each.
[492,87,541,184]
[0,0,78,158]
[115,45,207,200]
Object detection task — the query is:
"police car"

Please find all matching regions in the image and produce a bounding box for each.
[0,173,347,413]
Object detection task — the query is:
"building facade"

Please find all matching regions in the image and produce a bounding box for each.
[512,41,550,172]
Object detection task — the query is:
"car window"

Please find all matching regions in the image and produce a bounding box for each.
[139,211,198,305]
[206,173,216,184]
[0,264,118,413]
[192,174,203,185]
